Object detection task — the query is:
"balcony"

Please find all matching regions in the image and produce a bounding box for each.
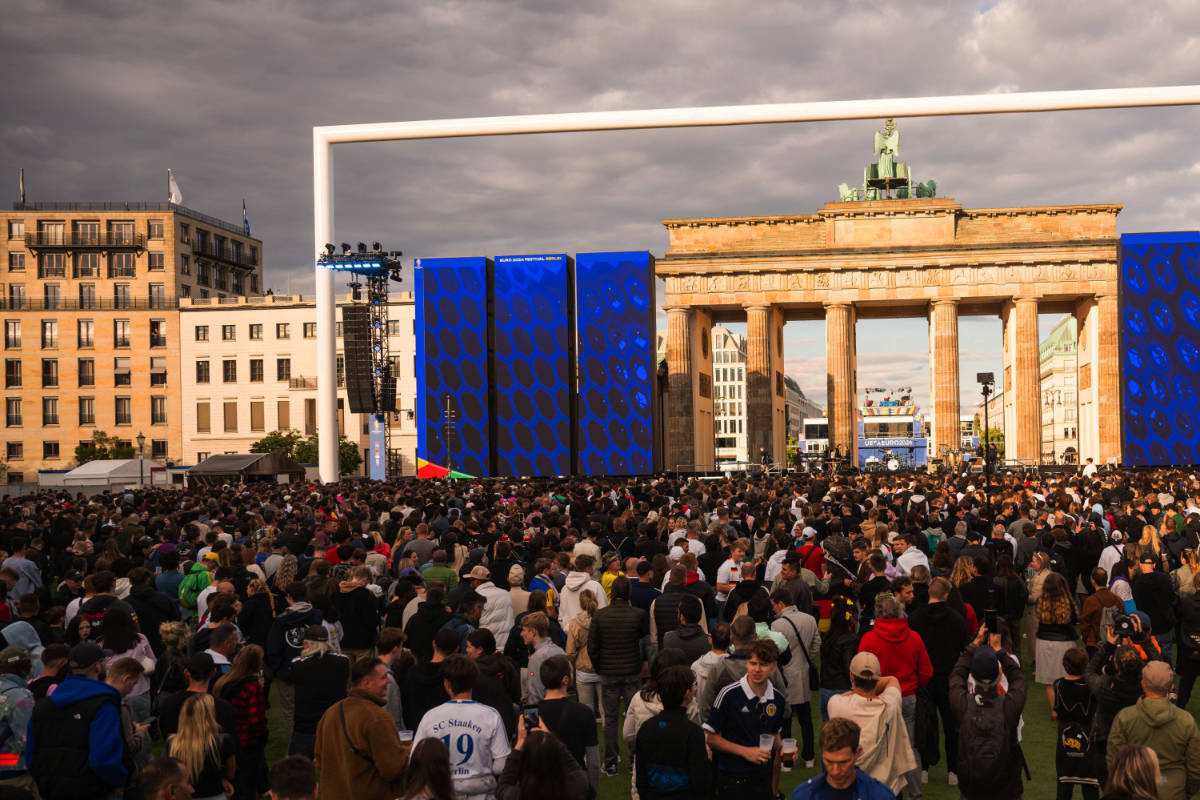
[25,233,146,251]
[0,297,179,311]
[193,241,257,271]
[289,376,319,390]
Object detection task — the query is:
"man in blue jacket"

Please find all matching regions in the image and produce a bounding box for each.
[28,642,130,799]
[792,718,895,800]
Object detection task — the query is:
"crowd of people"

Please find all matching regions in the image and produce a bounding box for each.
[0,465,1198,799]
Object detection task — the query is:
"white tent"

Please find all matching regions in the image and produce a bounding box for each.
[61,459,160,487]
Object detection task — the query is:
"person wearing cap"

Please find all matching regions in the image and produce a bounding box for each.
[421,549,459,591]
[1132,553,1177,665]
[856,593,931,800]
[826,651,914,795]
[1107,660,1200,800]
[28,642,130,799]
[467,565,516,652]
[948,625,1027,800]
[289,624,350,759]
[0,646,34,793]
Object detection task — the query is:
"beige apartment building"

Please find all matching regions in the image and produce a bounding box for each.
[1,201,262,480]
[179,294,418,475]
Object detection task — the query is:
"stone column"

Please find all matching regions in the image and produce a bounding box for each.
[1095,294,1121,464]
[929,299,961,462]
[1012,297,1042,461]
[825,302,857,464]
[664,306,694,469]
[746,305,784,465]
[1074,297,1099,464]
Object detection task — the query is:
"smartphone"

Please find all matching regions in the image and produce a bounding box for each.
[985,609,999,632]
[522,704,540,730]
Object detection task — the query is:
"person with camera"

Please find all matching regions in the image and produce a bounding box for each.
[1107,660,1200,800]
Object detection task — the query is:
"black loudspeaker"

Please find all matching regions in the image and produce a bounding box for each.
[379,365,396,413]
[343,305,375,414]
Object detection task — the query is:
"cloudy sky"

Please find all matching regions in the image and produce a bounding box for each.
[4,0,1198,411]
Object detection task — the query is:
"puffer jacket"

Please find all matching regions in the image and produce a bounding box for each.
[474,580,515,652]
[588,599,648,677]
[566,612,595,673]
[1107,696,1200,800]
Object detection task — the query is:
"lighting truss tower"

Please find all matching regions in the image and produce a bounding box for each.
[317,243,404,479]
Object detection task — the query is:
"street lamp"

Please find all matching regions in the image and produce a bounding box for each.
[136,432,146,486]
[977,372,994,490]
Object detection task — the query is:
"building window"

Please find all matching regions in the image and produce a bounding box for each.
[249,359,263,382]
[78,358,94,387]
[199,289,208,299]
[147,252,164,272]
[78,319,94,348]
[7,285,25,310]
[303,322,316,339]
[250,275,258,293]
[42,397,58,425]
[277,400,290,430]
[7,253,24,273]
[6,473,22,485]
[150,356,167,386]
[149,284,166,308]
[232,273,243,295]
[4,359,19,388]
[387,320,402,336]
[179,223,189,243]
[37,253,66,278]
[276,323,290,339]
[223,401,237,433]
[179,285,190,298]
[108,252,136,278]
[113,320,130,348]
[197,263,209,286]
[179,254,190,274]
[38,221,64,244]
[79,283,96,308]
[222,324,235,341]
[195,325,208,342]
[41,320,57,349]
[42,441,59,460]
[277,358,291,381]
[151,396,167,424]
[5,442,20,460]
[196,402,210,433]
[335,322,343,338]
[7,221,23,239]
[114,357,130,386]
[41,359,57,388]
[148,219,164,239]
[249,324,262,341]
[223,359,236,383]
[114,283,131,309]
[73,252,99,278]
[336,355,344,387]
[196,360,210,384]
[78,397,95,425]
[5,398,20,427]
[3,321,18,349]
[250,400,264,431]
[43,284,61,310]
[114,397,131,425]
[151,439,167,459]
[149,319,166,347]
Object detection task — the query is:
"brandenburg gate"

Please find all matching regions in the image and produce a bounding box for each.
[657,194,1123,470]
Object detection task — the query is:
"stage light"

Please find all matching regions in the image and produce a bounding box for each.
[324,243,336,257]
[341,243,352,255]
[357,242,367,254]
[372,242,382,253]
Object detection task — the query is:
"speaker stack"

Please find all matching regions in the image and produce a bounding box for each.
[342,305,375,414]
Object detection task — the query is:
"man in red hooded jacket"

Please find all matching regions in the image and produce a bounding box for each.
[857,593,933,800]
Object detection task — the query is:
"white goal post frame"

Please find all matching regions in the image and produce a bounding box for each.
[313,84,1200,483]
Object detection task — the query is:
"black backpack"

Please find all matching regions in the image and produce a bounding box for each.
[957,692,1014,791]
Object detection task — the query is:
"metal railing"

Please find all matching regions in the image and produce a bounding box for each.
[12,201,254,239]
[192,241,257,269]
[0,297,179,311]
[289,376,319,390]
[25,233,146,249]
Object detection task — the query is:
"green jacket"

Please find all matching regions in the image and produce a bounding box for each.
[178,562,211,610]
[1108,696,1200,800]
[421,563,458,591]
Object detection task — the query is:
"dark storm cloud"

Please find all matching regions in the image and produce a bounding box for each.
[3,0,1198,308]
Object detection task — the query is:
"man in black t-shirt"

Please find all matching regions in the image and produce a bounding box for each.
[537,655,599,799]
[157,653,237,741]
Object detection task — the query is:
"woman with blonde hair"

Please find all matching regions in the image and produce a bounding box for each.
[1026,551,1053,666]
[168,693,236,800]
[1035,571,1078,716]
[566,588,603,720]
[1173,548,1200,598]
[1138,524,1163,569]
[1104,744,1160,800]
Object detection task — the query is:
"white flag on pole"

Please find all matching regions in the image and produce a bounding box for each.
[167,169,183,205]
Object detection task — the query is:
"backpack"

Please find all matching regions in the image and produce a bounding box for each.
[957,693,1014,791]
[179,571,209,610]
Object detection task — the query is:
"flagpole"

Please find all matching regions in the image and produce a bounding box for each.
[166,169,170,204]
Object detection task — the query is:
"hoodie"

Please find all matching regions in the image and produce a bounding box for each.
[857,616,933,696]
[1107,696,1200,800]
[559,571,607,624]
[0,672,34,776]
[28,675,126,790]
[333,581,378,651]
[662,623,710,663]
[265,601,324,680]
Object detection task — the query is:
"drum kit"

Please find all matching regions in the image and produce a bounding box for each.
[863,449,912,472]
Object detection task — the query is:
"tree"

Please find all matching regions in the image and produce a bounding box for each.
[249,430,303,458]
[292,433,362,476]
[74,431,135,465]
